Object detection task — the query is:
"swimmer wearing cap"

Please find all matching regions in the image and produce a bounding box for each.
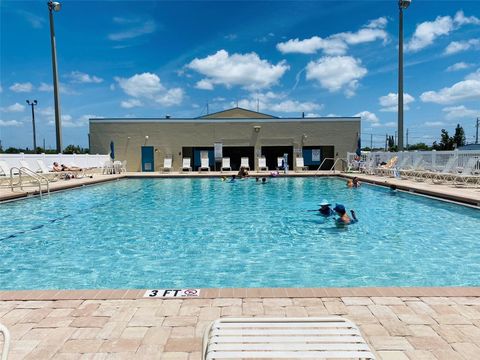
[318,200,334,217]
[333,204,358,225]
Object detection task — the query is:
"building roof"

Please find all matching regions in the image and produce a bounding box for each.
[458,144,480,150]
[199,107,277,119]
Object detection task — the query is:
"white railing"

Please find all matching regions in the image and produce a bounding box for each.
[347,150,480,172]
[0,153,110,173]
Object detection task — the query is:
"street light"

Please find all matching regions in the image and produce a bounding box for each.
[397,0,411,151]
[26,100,38,152]
[48,0,62,153]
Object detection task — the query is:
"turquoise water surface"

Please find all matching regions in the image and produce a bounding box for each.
[0,177,479,289]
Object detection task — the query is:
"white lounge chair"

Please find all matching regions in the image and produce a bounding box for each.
[182,158,192,172]
[295,157,309,172]
[258,157,268,171]
[102,160,114,174]
[160,157,173,172]
[240,157,250,170]
[0,161,12,177]
[19,160,37,172]
[199,157,210,172]
[452,157,480,187]
[202,317,375,360]
[221,157,232,172]
[430,156,458,184]
[1,322,11,360]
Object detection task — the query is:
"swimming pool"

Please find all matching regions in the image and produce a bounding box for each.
[1,177,479,289]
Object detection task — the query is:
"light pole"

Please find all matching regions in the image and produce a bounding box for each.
[26,100,38,152]
[48,0,62,153]
[398,0,411,151]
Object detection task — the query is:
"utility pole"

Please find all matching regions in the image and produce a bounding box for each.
[394,131,397,146]
[370,133,373,149]
[406,128,409,149]
[26,100,38,153]
[397,0,411,151]
[385,133,388,151]
[476,117,479,144]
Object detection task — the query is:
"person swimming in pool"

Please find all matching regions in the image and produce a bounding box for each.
[318,200,334,217]
[333,204,357,225]
[261,177,267,184]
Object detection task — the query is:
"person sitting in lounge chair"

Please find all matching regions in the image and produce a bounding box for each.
[52,162,63,172]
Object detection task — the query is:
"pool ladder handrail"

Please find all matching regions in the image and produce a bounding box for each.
[9,167,50,198]
[0,322,10,360]
[314,157,347,176]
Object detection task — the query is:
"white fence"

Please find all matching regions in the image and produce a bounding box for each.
[0,153,110,172]
[347,150,480,171]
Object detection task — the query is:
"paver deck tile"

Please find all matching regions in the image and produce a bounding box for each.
[164,338,201,352]
[60,339,104,353]
[99,338,141,353]
[408,336,452,350]
[370,336,415,351]
[451,342,480,359]
[377,351,410,360]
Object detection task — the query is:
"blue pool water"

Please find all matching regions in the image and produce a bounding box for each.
[1,177,479,289]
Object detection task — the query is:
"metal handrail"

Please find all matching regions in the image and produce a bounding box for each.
[314,157,347,176]
[314,157,335,176]
[330,158,347,173]
[9,167,50,198]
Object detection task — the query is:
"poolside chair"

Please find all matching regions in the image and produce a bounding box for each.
[221,157,232,172]
[102,160,114,174]
[452,157,480,187]
[295,157,309,172]
[1,322,11,360]
[277,157,285,170]
[202,317,375,360]
[182,158,192,172]
[430,156,458,184]
[375,156,397,176]
[240,157,250,170]
[258,156,268,171]
[399,157,424,179]
[160,157,173,172]
[0,161,11,177]
[199,157,210,172]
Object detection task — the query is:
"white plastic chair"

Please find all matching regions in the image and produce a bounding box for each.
[102,160,114,174]
[277,157,285,170]
[182,158,192,172]
[453,157,480,187]
[221,158,231,172]
[161,158,173,172]
[258,157,268,171]
[199,157,210,172]
[202,317,375,360]
[0,161,12,176]
[1,322,11,360]
[240,157,250,170]
[295,157,309,172]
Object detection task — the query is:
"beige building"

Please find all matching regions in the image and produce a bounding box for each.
[89,107,360,172]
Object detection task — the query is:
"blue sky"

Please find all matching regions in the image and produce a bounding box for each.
[1,0,479,149]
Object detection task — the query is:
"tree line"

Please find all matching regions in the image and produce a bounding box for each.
[0,144,89,154]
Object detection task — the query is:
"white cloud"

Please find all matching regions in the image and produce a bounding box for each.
[1,103,26,113]
[9,82,33,92]
[354,110,379,124]
[195,79,214,90]
[38,82,76,95]
[108,20,156,41]
[372,121,396,128]
[420,68,480,104]
[224,34,237,41]
[277,17,388,55]
[379,92,415,112]
[120,99,143,109]
[406,11,480,52]
[115,72,183,107]
[66,71,103,84]
[425,121,446,127]
[187,50,289,91]
[446,62,473,72]
[305,56,367,97]
[442,105,479,120]
[305,113,321,118]
[234,92,322,114]
[63,114,100,128]
[444,39,480,55]
[17,10,45,29]
[0,119,22,127]
[0,84,2,93]
[38,82,53,92]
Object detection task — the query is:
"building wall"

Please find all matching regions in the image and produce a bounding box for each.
[90,119,360,171]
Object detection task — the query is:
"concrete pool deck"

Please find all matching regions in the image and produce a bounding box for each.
[1,171,479,358]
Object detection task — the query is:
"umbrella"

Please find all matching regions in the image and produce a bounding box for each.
[355,136,361,157]
[110,141,115,160]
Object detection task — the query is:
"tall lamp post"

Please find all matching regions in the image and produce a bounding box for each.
[398,0,411,151]
[48,0,63,153]
[26,100,38,152]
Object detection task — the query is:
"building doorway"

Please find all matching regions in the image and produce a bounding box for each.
[223,146,254,170]
[261,146,293,170]
[141,146,154,172]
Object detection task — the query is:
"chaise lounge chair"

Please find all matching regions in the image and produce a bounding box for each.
[160,157,173,172]
[202,316,375,359]
[182,158,192,172]
[295,157,309,172]
[199,157,210,172]
[221,157,232,172]
[1,322,11,360]
[240,157,250,171]
[258,156,268,171]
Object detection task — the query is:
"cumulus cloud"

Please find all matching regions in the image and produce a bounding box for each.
[379,93,415,112]
[37,82,76,95]
[187,50,289,91]
[121,99,143,109]
[0,119,22,127]
[195,79,214,90]
[406,11,480,53]
[38,82,53,92]
[305,56,367,97]
[420,68,480,104]
[108,19,156,41]
[234,91,322,114]
[277,17,388,55]
[446,62,473,72]
[442,105,479,120]
[354,110,379,124]
[17,10,45,29]
[444,38,480,55]
[66,71,103,84]
[115,72,183,107]
[1,103,26,113]
[425,121,446,127]
[9,82,33,92]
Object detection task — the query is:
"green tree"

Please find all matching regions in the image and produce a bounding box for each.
[439,129,454,150]
[62,145,89,154]
[452,124,466,148]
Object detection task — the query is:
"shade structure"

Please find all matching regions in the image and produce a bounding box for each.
[110,141,115,160]
[355,136,361,157]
